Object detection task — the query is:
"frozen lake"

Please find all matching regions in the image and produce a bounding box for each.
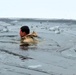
[0,18,76,75]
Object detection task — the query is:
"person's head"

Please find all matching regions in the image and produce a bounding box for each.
[20,26,30,37]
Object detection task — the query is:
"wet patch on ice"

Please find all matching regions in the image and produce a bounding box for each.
[61,47,76,59]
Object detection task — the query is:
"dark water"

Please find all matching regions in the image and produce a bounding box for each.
[0,18,76,75]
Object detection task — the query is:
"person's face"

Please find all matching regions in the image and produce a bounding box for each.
[20,29,26,37]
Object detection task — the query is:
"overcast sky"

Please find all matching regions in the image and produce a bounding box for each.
[0,0,76,19]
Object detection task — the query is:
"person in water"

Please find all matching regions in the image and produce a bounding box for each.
[20,26,38,46]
